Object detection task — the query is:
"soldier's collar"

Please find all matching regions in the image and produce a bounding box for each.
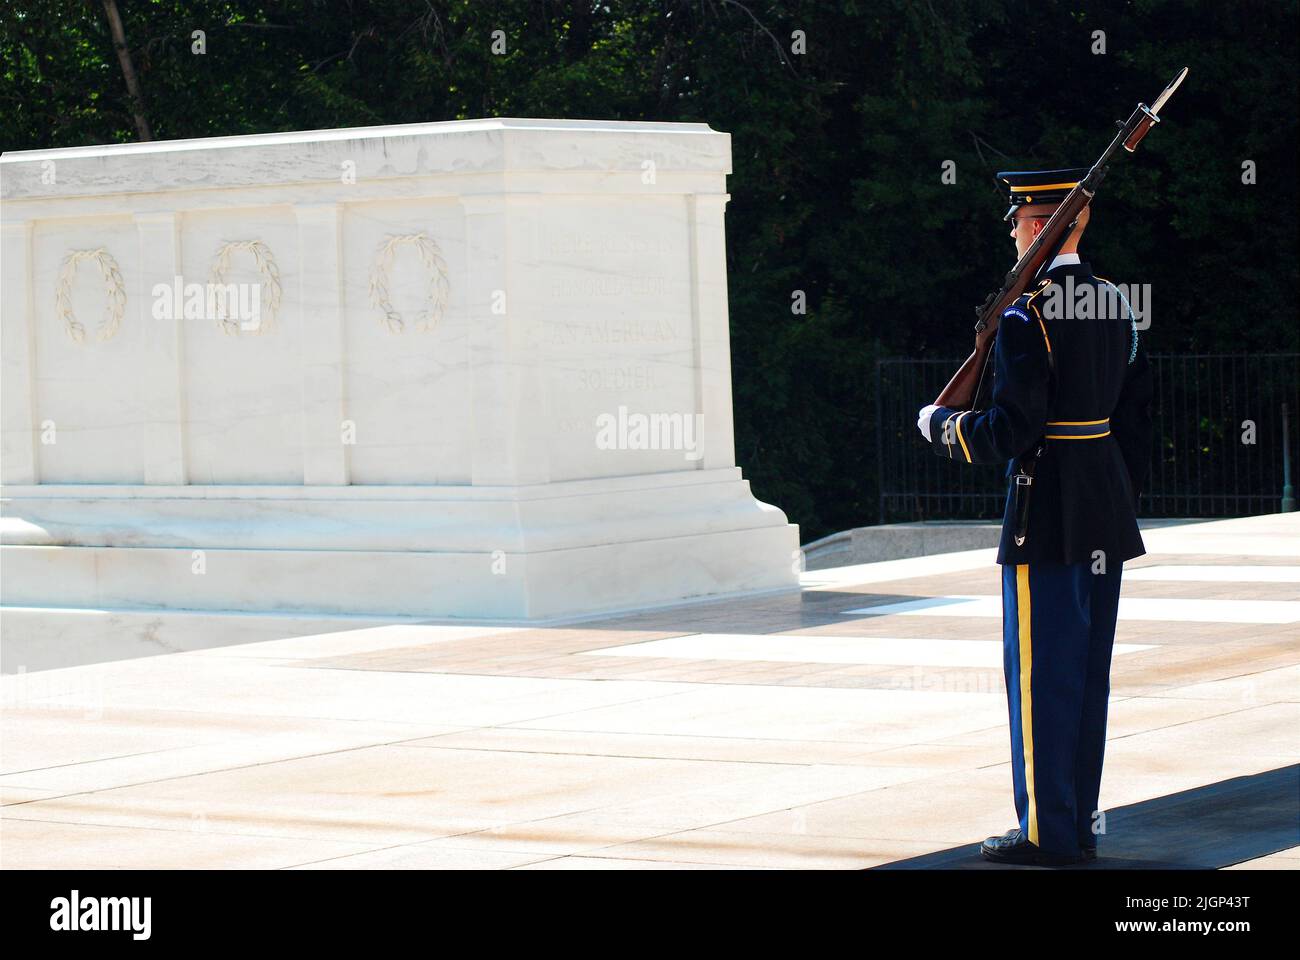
[1041,258,1093,281]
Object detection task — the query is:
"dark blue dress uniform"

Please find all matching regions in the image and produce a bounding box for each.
[924,245,1154,860]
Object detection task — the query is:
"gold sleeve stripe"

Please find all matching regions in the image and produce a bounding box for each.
[954,411,973,463]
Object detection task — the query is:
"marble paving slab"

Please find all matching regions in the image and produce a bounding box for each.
[3,513,1296,869]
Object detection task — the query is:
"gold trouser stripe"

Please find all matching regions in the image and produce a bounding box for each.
[1045,431,1111,440]
[1016,563,1038,845]
[954,411,973,463]
[1047,419,1108,425]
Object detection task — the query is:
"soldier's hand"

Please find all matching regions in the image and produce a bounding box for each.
[916,404,940,441]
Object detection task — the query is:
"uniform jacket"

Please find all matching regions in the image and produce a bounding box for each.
[926,260,1154,566]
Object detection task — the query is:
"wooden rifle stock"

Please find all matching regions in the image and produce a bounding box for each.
[933,67,1188,411]
[934,330,996,409]
[933,190,1087,409]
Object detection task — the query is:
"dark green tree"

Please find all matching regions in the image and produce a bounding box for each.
[2,0,1294,539]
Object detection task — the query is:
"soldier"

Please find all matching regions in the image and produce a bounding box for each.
[915,168,1154,866]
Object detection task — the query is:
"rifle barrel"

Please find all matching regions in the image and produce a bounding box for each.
[938,68,1188,409]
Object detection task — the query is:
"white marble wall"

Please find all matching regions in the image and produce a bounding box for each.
[0,119,798,626]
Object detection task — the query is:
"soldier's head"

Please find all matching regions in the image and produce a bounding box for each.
[1008,202,1089,259]
[996,167,1090,258]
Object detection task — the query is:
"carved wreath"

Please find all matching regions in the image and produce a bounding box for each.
[55,248,126,344]
[368,233,449,334]
[208,239,282,336]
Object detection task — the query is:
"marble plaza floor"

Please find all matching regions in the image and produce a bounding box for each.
[2,513,1297,870]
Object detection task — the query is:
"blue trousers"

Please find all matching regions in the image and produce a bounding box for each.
[1000,559,1123,855]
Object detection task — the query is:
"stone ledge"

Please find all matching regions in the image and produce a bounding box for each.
[802,518,1222,570]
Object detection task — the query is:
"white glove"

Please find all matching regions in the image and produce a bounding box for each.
[916,404,940,441]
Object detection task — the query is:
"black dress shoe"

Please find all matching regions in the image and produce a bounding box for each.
[980,828,1084,866]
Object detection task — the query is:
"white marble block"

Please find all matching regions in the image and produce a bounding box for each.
[0,119,799,626]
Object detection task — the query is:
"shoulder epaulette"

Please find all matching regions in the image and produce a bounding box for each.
[1024,279,1053,313]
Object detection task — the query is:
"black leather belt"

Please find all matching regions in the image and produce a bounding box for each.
[1011,419,1111,546]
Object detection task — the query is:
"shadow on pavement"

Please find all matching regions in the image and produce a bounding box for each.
[872,764,1300,870]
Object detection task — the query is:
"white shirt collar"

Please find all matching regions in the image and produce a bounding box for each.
[1048,252,1081,271]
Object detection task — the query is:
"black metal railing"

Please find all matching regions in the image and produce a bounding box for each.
[876,354,1300,523]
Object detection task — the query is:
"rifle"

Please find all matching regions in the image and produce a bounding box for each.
[934,67,1188,410]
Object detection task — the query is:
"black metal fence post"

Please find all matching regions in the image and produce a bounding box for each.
[1283,402,1296,513]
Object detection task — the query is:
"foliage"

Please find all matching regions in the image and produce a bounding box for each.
[2,0,1294,540]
